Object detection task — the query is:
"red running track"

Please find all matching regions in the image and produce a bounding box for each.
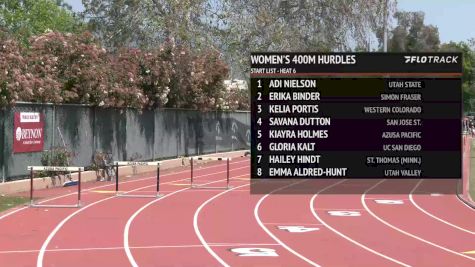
[0,157,475,267]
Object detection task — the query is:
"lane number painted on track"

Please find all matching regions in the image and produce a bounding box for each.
[230,248,278,257]
[374,199,404,205]
[327,211,361,217]
[277,226,319,233]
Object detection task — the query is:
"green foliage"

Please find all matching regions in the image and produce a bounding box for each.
[222,0,392,76]
[387,10,475,111]
[440,41,475,111]
[0,195,29,212]
[0,0,85,45]
[389,11,440,52]
[41,146,73,167]
[82,0,390,78]
[440,42,474,83]
[39,146,74,178]
[82,0,215,50]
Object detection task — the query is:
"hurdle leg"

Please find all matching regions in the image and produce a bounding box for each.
[156,165,161,197]
[78,170,82,207]
[226,158,230,189]
[29,168,34,206]
[190,157,194,188]
[189,157,231,190]
[115,164,119,195]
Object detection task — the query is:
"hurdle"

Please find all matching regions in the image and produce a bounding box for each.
[190,156,232,189]
[28,166,84,208]
[114,161,162,198]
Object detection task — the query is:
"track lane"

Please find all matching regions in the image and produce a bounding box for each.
[0,165,190,221]
[1,177,168,267]
[0,158,247,267]
[312,179,474,267]
[40,159,250,267]
[194,179,311,267]
[410,179,475,234]
[0,175,166,267]
[363,179,475,265]
[254,179,321,267]
[0,155,247,221]
[124,172,250,267]
[124,162,252,267]
[256,179,400,267]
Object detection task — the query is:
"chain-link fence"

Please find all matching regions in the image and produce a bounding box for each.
[1,103,250,181]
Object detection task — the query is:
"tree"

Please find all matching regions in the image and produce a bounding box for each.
[0,0,84,44]
[82,0,224,50]
[219,0,391,77]
[82,0,390,78]
[387,10,474,111]
[440,41,475,111]
[388,11,440,52]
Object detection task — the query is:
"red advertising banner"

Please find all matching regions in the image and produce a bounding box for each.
[13,112,45,153]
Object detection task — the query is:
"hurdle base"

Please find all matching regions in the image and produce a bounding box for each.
[29,203,81,208]
[116,193,163,198]
[190,185,232,190]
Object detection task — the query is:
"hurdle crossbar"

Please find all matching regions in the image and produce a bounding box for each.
[28,166,83,208]
[27,166,84,172]
[191,157,231,161]
[190,157,232,190]
[114,161,161,166]
[114,161,162,198]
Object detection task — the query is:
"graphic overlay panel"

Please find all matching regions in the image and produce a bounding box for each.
[250,53,462,194]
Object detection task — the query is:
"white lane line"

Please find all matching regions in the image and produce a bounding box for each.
[362,179,475,262]
[159,189,250,193]
[193,181,252,267]
[314,208,365,211]
[37,164,249,267]
[0,158,249,221]
[124,171,249,267]
[457,144,475,211]
[263,223,324,226]
[254,179,322,267]
[1,243,280,254]
[454,194,475,212]
[310,180,411,267]
[365,197,409,200]
[37,183,158,267]
[409,180,474,235]
[206,243,279,246]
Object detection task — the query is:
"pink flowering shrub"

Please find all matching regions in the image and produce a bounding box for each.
[167,44,229,110]
[28,32,110,105]
[223,85,250,111]
[138,45,173,109]
[0,32,232,110]
[0,36,29,106]
[103,48,146,109]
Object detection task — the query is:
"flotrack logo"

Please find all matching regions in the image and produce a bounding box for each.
[404,55,458,64]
